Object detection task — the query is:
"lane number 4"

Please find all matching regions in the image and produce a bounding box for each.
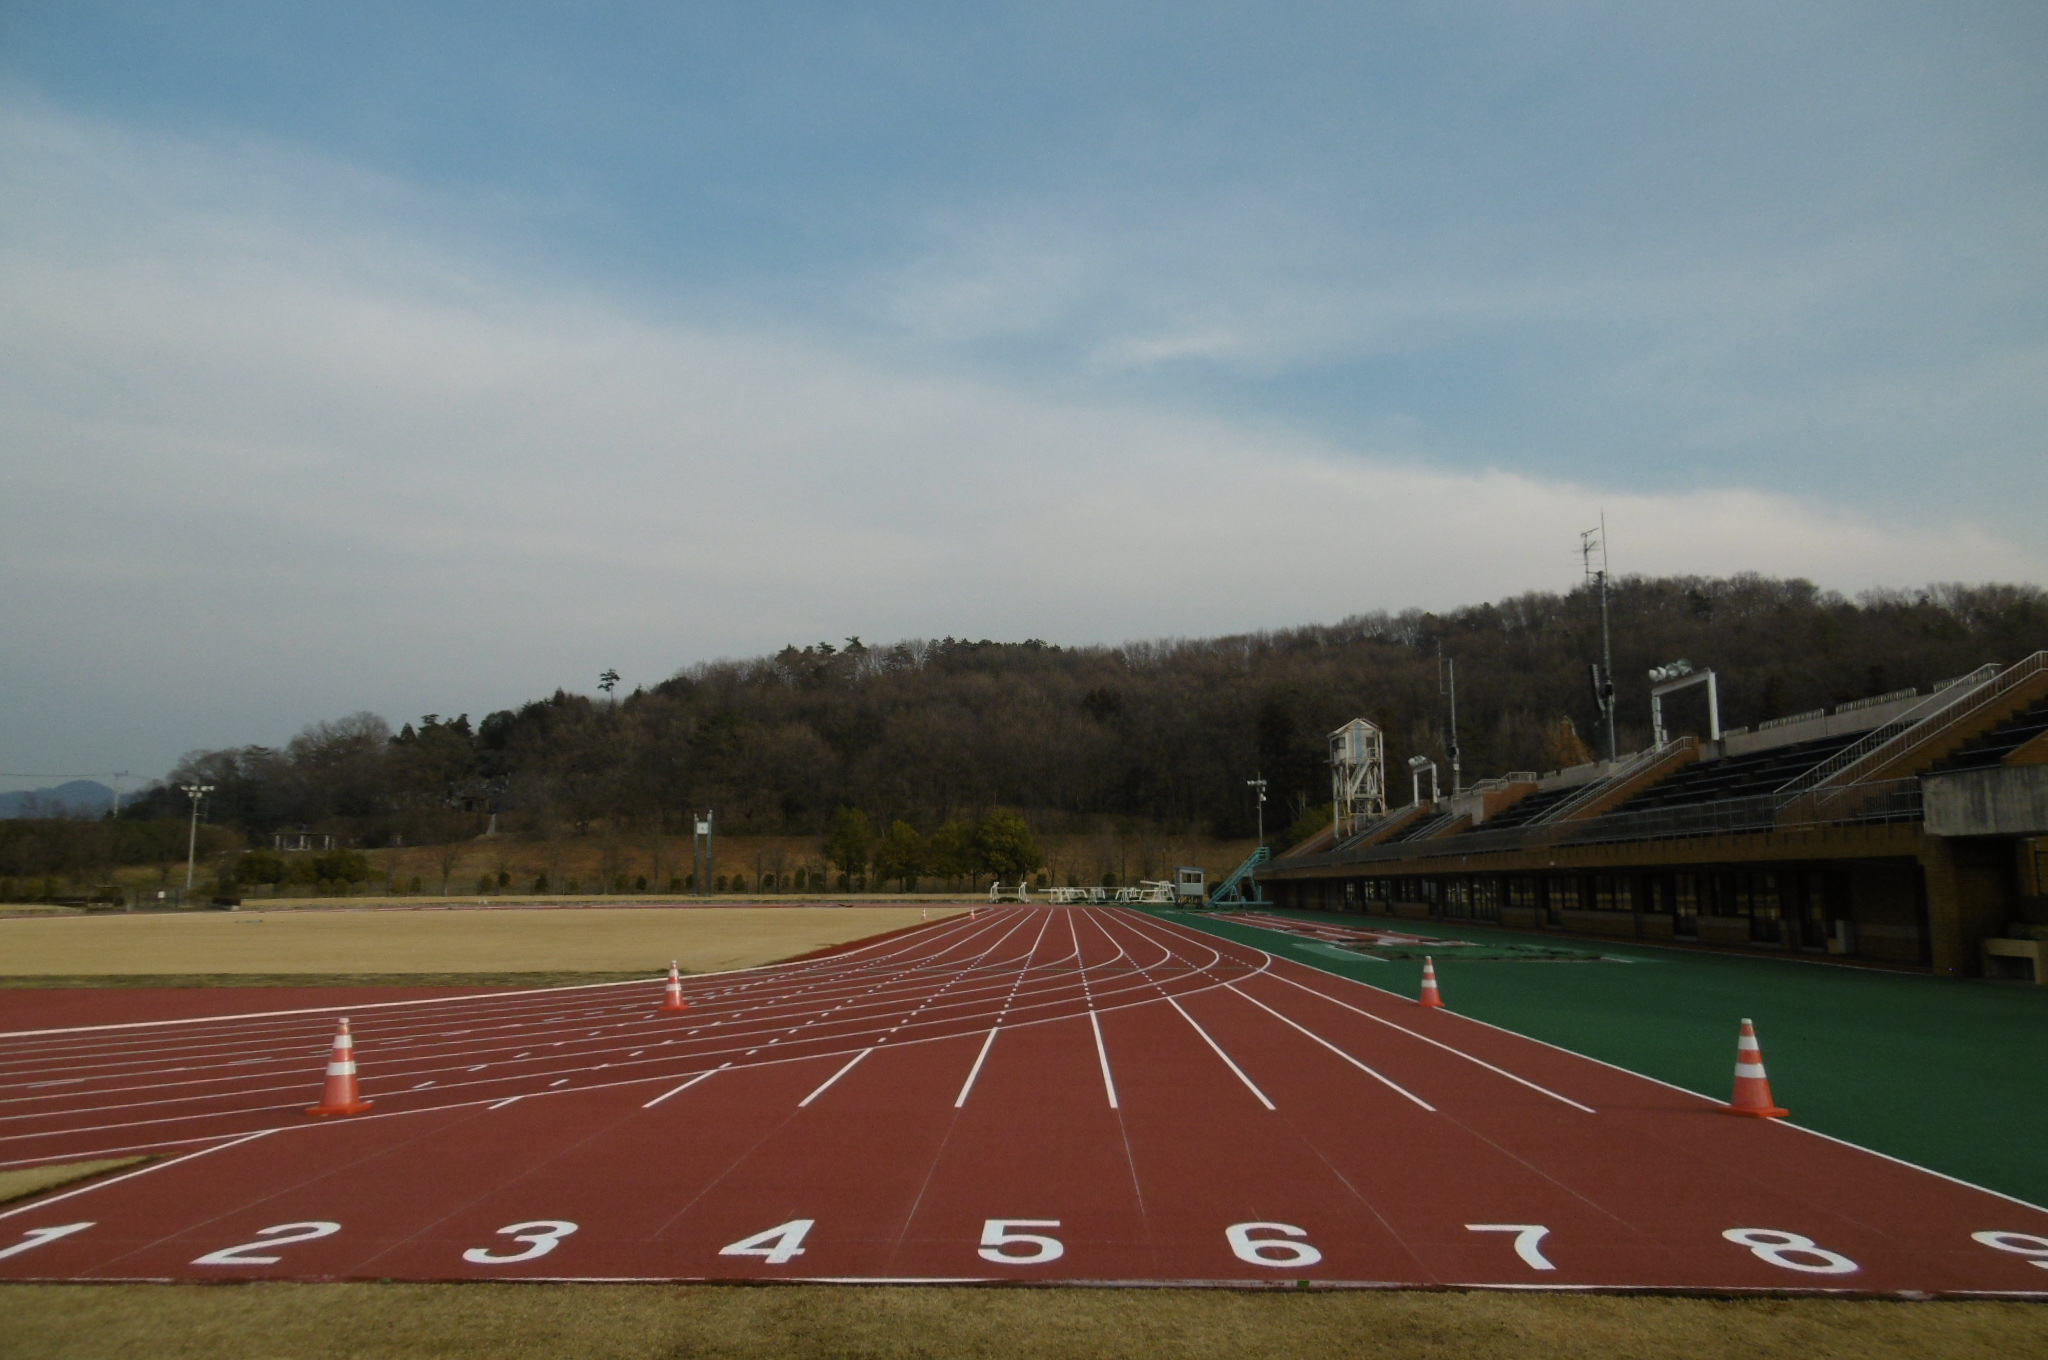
[720,1219,815,1266]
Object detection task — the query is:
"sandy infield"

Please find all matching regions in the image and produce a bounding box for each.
[0,906,959,978]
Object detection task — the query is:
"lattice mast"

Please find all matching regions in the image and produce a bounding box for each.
[1329,718,1387,840]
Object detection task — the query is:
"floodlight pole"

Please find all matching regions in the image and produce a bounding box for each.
[1248,774,1268,848]
[1583,519,1618,763]
[180,784,213,894]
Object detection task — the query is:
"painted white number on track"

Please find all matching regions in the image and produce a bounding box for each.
[464,1221,579,1265]
[1225,1222,1322,1269]
[719,1219,814,1266]
[192,1221,342,1267]
[0,1223,92,1261]
[1465,1223,1556,1271]
[1721,1228,1858,1275]
[1972,1231,2048,1269]
[979,1220,1064,1266]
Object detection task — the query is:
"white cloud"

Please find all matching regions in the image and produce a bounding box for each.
[2,102,2042,777]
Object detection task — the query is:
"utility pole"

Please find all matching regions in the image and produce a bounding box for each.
[181,784,213,894]
[109,772,128,819]
[1582,518,1618,763]
[693,810,714,897]
[1440,651,1463,794]
[1247,774,1268,848]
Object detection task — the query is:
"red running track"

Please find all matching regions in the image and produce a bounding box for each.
[2,906,2046,1293]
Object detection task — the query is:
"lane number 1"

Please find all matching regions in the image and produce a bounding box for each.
[0,1223,93,1262]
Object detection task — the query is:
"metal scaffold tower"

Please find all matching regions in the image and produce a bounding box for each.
[1329,718,1387,841]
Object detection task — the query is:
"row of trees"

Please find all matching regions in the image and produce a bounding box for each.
[117,575,2047,849]
[821,807,1044,891]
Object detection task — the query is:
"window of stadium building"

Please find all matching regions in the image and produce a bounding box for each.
[1673,874,1700,937]
[1507,877,1538,912]
[1593,873,1635,912]
[1472,877,1501,923]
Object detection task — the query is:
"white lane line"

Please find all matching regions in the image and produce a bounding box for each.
[954,1027,999,1109]
[642,1069,719,1109]
[1166,998,1274,1111]
[1227,985,1435,1111]
[487,1096,523,1110]
[0,1127,278,1223]
[799,1048,872,1108]
[1267,973,1595,1113]
[1088,1010,1120,1109]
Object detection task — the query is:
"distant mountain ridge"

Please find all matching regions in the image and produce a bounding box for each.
[0,781,118,819]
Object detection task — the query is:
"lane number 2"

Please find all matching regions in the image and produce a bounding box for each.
[980,1220,1063,1265]
[193,1221,341,1267]
[464,1221,579,1265]
[1226,1222,1322,1269]
[1466,1223,1555,1271]
[1972,1231,2048,1270]
[1722,1228,1858,1275]
[720,1219,814,1266]
[0,1223,93,1262]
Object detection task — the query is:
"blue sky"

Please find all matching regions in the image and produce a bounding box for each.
[2,2,2044,781]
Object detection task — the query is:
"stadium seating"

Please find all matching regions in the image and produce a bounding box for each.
[1599,732,1863,815]
[1930,697,2048,773]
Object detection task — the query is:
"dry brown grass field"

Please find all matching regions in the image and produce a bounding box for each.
[0,905,958,979]
[1,1280,2040,1360]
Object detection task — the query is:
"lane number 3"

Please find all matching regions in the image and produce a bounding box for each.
[464,1221,579,1265]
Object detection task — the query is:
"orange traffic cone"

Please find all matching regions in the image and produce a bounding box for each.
[1727,1018,1788,1118]
[306,1017,373,1117]
[1418,956,1445,1009]
[658,960,689,1013]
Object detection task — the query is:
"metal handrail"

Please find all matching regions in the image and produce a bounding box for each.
[1777,661,2004,794]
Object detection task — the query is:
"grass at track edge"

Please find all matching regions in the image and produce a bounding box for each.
[1150,907,2048,1209]
[1,1283,2041,1360]
[0,1158,149,1207]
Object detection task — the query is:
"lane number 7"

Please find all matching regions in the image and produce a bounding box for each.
[1466,1223,1556,1271]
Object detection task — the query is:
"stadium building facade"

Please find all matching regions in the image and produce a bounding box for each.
[1256,653,2048,981]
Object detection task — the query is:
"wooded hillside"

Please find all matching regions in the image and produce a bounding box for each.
[124,575,2048,848]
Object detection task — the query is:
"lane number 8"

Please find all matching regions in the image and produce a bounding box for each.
[1225,1222,1322,1269]
[464,1220,579,1265]
[1722,1228,1858,1274]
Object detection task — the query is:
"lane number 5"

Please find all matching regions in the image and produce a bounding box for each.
[979,1220,1063,1265]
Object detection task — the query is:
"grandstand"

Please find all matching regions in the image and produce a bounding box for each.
[1258,652,2048,979]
